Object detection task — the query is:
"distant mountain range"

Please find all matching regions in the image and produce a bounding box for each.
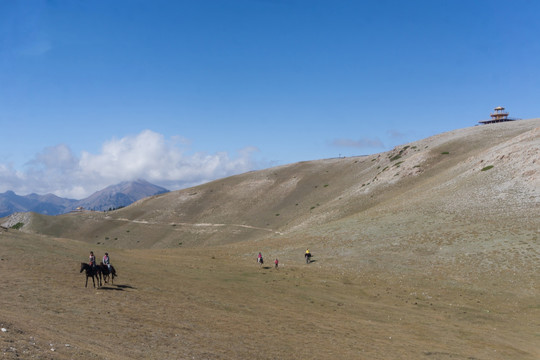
[0,179,169,217]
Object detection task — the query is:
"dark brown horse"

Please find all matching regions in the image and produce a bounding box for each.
[80,262,101,288]
[99,262,117,284]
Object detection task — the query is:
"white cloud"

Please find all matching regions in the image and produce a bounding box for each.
[0,163,23,191]
[27,144,78,171]
[0,130,259,199]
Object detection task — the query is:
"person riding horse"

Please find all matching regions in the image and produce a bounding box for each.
[89,251,96,269]
[103,252,111,272]
[99,252,117,284]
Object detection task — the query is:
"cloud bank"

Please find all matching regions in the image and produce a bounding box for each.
[1,130,258,199]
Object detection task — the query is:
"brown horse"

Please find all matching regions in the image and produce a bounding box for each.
[80,262,101,288]
[99,262,117,284]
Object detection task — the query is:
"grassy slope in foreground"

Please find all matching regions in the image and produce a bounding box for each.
[0,229,539,359]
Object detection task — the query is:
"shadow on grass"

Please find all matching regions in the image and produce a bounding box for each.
[98,286,124,291]
[98,284,136,291]
[115,284,136,289]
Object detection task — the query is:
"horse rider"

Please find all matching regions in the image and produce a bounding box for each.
[89,251,96,268]
[103,252,111,271]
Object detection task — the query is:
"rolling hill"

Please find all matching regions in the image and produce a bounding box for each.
[7,119,539,251]
[0,119,538,359]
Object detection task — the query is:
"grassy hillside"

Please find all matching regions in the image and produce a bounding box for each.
[13,119,539,249]
[1,119,539,359]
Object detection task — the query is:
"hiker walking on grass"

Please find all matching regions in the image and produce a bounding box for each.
[257,252,264,266]
[274,258,279,269]
[305,248,312,264]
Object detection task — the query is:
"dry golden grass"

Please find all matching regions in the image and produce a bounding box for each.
[1,223,539,359]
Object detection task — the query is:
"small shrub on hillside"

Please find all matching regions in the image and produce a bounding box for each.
[389,146,410,162]
[481,165,494,171]
[11,222,24,230]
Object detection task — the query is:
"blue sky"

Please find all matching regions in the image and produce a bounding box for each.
[1,0,539,199]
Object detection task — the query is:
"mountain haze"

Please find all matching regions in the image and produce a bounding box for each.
[0,179,169,217]
[0,191,76,217]
[73,179,169,212]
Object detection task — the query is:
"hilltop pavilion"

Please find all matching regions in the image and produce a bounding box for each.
[479,106,519,124]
